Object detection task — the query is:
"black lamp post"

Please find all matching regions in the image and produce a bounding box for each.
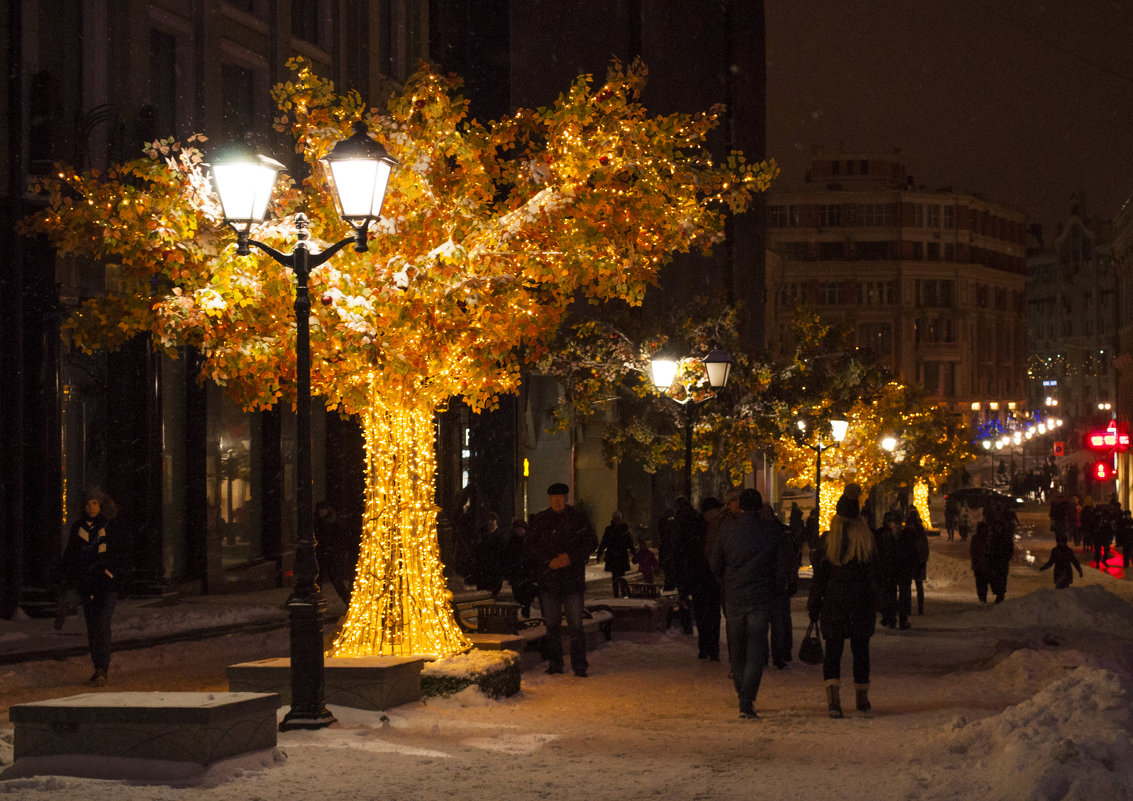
[796,418,848,528]
[650,348,732,498]
[208,123,396,731]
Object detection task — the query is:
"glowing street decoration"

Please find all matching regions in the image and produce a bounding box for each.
[1086,425,1129,452]
[330,376,470,658]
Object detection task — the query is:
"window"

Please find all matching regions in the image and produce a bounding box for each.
[927,205,941,228]
[944,206,955,228]
[914,205,925,227]
[769,206,787,227]
[819,282,840,304]
[819,241,843,259]
[818,204,842,227]
[292,0,323,45]
[927,242,941,261]
[859,281,895,305]
[221,63,256,143]
[148,29,178,140]
[858,322,892,362]
[912,241,924,260]
[857,203,894,226]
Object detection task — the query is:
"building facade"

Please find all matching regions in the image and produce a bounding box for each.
[765,150,1028,423]
[1,0,426,616]
[1027,199,1118,448]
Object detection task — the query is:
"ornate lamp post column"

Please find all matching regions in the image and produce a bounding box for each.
[207,123,396,731]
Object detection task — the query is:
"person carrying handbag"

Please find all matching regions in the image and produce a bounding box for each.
[806,484,880,718]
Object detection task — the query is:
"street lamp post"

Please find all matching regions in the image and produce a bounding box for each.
[208,123,396,731]
[650,348,732,499]
[797,418,848,527]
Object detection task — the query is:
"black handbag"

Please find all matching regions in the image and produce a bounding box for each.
[798,620,824,665]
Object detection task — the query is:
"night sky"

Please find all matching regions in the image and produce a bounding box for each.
[766,0,1133,235]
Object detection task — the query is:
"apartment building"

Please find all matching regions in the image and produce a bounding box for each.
[765,150,1028,420]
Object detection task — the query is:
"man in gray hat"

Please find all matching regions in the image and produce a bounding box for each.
[525,483,598,676]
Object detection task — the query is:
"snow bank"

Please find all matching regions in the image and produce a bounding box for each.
[947,666,1133,800]
[961,585,1133,631]
[925,550,973,589]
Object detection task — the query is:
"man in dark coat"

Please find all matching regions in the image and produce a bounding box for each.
[710,488,790,719]
[525,483,598,677]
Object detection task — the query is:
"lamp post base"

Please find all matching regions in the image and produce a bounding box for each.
[278,595,336,732]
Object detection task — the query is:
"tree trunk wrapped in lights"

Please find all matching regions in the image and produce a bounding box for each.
[25,58,776,659]
[330,379,469,657]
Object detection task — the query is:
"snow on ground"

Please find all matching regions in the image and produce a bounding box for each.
[1,521,1132,800]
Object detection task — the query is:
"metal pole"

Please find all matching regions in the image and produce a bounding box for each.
[684,403,694,499]
[815,445,822,530]
[280,214,334,731]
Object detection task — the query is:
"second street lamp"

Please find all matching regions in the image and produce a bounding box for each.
[796,418,849,530]
[650,349,732,499]
[207,123,397,731]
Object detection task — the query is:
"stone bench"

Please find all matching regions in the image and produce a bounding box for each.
[227,655,425,711]
[6,692,279,771]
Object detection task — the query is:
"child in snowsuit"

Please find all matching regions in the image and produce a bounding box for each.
[1039,534,1083,589]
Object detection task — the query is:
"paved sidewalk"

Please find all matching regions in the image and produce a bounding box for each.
[0,588,310,666]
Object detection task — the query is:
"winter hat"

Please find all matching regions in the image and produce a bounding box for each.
[835,493,860,519]
[699,497,723,513]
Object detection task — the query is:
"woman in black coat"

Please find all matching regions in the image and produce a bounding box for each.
[807,486,880,718]
[596,511,635,597]
[58,492,130,685]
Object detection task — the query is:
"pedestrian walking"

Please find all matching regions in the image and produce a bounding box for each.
[634,538,661,584]
[596,510,635,597]
[691,497,725,661]
[907,507,930,616]
[57,491,131,686]
[1039,534,1083,589]
[1117,510,1133,569]
[710,489,790,719]
[525,483,598,677]
[767,502,798,667]
[315,501,355,605]
[970,521,992,603]
[502,519,537,617]
[807,484,879,718]
[986,517,1015,603]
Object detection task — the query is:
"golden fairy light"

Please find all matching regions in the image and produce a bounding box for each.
[329,374,470,658]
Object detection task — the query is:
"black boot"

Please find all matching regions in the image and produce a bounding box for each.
[855,683,871,712]
[825,681,843,718]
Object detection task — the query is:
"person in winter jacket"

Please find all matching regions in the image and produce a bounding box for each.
[710,489,790,719]
[596,510,635,597]
[986,517,1015,603]
[970,521,992,603]
[525,483,598,677]
[905,508,930,615]
[1039,534,1083,588]
[807,484,879,718]
[57,491,130,685]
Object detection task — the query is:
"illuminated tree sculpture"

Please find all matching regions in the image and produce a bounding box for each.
[27,58,776,658]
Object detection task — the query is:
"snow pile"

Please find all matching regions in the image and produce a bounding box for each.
[962,585,1133,631]
[420,649,517,679]
[925,549,972,588]
[947,666,1133,800]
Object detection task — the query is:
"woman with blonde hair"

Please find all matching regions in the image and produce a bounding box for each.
[807,484,880,717]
